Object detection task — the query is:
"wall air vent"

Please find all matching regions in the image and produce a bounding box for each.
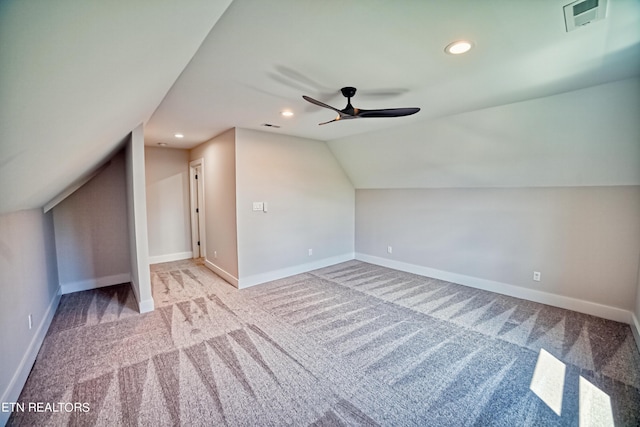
[564,0,607,32]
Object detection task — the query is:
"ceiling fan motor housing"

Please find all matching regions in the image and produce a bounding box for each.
[341,87,357,98]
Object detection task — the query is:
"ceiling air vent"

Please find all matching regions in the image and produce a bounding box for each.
[564,0,607,32]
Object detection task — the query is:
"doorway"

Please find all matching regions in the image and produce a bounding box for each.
[189,158,205,258]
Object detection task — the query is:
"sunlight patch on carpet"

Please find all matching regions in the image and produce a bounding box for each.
[530,348,566,416]
[579,376,614,427]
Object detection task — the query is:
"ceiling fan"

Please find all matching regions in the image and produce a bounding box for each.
[302,86,420,125]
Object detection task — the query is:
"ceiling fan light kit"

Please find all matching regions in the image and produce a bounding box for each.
[302,86,420,125]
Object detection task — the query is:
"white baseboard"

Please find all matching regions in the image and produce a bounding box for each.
[137,298,155,313]
[204,259,239,288]
[128,276,154,314]
[355,253,632,324]
[148,251,193,265]
[238,253,355,289]
[631,313,640,355]
[59,273,131,295]
[0,288,61,427]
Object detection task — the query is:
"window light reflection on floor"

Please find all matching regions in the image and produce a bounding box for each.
[579,376,614,427]
[530,348,566,416]
[529,348,615,426]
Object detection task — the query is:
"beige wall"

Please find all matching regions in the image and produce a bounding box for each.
[52,149,130,292]
[0,209,59,426]
[190,128,239,281]
[356,186,640,312]
[235,129,354,285]
[145,147,192,262]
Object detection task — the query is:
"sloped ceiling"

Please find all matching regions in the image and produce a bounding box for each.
[329,78,640,188]
[0,0,232,215]
[1,0,639,215]
[145,0,640,147]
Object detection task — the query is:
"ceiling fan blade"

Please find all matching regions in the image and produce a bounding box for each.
[305,87,420,125]
[318,113,362,125]
[356,107,420,118]
[318,116,340,125]
[302,95,342,113]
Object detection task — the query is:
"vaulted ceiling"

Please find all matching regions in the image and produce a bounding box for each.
[146,0,640,146]
[1,0,639,215]
[0,0,233,214]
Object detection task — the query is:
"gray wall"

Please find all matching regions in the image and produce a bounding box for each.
[145,147,192,263]
[635,254,640,348]
[235,129,354,286]
[356,187,640,313]
[0,209,59,426]
[1,126,156,424]
[190,128,239,282]
[327,78,640,324]
[637,264,640,319]
[125,126,153,313]
[47,127,153,311]
[52,149,130,293]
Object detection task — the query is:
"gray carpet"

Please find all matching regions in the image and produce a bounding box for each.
[9,259,640,426]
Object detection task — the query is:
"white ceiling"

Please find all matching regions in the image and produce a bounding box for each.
[145,0,640,148]
[0,0,232,215]
[1,0,639,215]
[328,78,640,189]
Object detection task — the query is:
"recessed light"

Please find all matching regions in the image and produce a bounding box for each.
[281,111,294,117]
[157,142,168,147]
[174,133,184,138]
[261,123,281,128]
[445,40,474,55]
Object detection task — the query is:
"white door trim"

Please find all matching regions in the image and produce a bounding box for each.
[189,158,206,258]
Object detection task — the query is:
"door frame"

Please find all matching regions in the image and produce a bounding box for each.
[189,158,206,258]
